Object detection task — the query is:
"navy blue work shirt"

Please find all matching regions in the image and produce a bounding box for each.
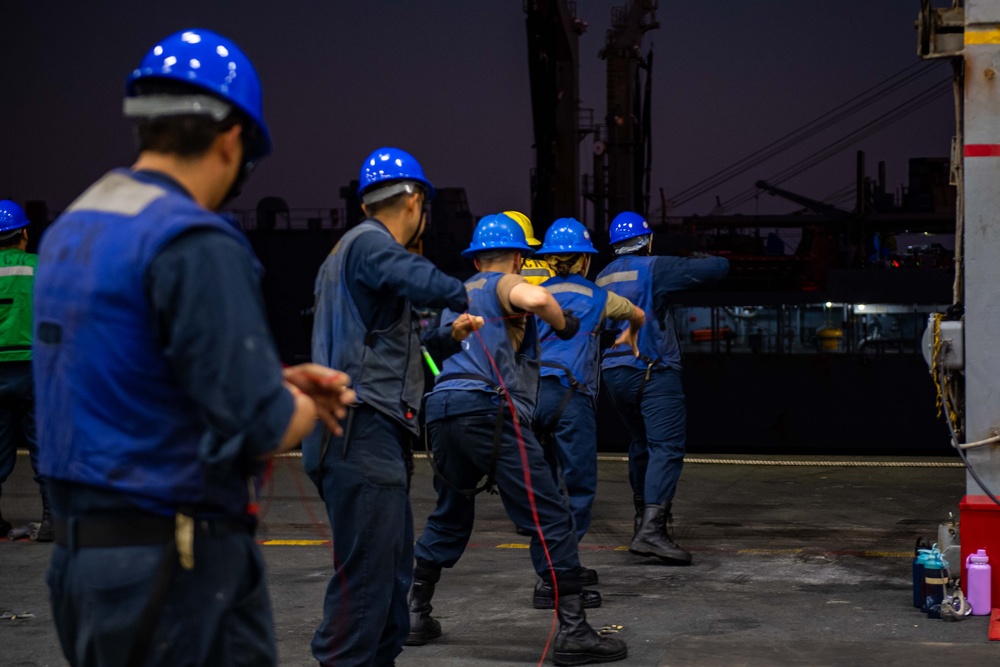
[143,171,294,464]
[344,218,469,361]
[650,255,730,311]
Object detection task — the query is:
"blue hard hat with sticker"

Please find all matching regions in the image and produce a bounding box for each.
[537,218,597,255]
[609,211,651,245]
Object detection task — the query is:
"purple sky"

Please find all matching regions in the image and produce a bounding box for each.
[2,1,953,220]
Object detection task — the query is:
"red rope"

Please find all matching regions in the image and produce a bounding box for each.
[470,324,560,666]
[282,455,349,667]
[270,305,569,665]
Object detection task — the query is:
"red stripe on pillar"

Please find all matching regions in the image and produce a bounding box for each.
[965,144,1000,157]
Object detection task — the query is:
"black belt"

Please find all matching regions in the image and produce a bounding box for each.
[54,514,254,548]
[54,512,253,667]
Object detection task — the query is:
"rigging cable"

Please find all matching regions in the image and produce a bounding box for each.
[668,61,942,208]
[721,78,952,211]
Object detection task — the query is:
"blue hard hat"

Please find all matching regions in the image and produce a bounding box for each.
[358,147,436,202]
[609,211,652,245]
[125,29,271,159]
[0,201,30,234]
[462,213,534,258]
[537,218,597,255]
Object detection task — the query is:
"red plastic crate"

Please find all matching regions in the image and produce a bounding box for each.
[959,495,1000,608]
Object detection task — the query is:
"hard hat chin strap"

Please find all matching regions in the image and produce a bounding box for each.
[218,161,254,209]
[404,208,426,250]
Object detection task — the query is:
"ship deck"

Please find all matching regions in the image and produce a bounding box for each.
[3,451,998,666]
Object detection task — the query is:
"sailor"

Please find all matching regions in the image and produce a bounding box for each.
[504,210,554,285]
[535,218,645,551]
[304,147,481,667]
[34,29,352,666]
[408,213,627,666]
[596,211,729,565]
[0,200,51,541]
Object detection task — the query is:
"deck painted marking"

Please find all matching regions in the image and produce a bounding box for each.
[966,29,1000,45]
[257,540,912,558]
[863,550,911,558]
[18,449,960,467]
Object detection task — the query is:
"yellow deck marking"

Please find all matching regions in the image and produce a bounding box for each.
[966,29,1000,45]
[257,540,912,558]
[863,550,911,558]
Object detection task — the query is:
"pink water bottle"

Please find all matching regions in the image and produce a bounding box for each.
[966,549,992,616]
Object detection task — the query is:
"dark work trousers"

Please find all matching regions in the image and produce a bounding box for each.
[308,404,413,667]
[535,376,598,542]
[602,366,686,505]
[47,522,275,666]
[0,361,43,495]
[413,402,582,581]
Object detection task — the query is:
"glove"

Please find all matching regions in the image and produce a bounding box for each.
[555,310,580,340]
[599,328,621,351]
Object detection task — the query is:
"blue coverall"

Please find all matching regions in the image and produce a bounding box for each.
[36,170,292,666]
[534,273,612,541]
[305,219,467,667]
[597,254,729,506]
[413,272,584,590]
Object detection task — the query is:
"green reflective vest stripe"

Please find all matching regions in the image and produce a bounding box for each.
[0,249,37,362]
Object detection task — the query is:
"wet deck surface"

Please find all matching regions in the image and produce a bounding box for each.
[3,452,998,666]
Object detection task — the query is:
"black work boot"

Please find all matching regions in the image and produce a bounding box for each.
[632,495,644,539]
[629,503,692,565]
[533,578,602,609]
[0,490,10,537]
[578,566,598,587]
[553,594,628,665]
[35,493,54,543]
[405,578,442,646]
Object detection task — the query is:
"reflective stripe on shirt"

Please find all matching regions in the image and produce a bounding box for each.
[465,278,488,292]
[0,266,34,277]
[547,282,593,298]
[595,270,638,287]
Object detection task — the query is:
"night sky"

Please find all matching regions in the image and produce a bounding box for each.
[2,1,954,221]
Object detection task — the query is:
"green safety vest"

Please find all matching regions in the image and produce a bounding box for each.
[0,248,37,362]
